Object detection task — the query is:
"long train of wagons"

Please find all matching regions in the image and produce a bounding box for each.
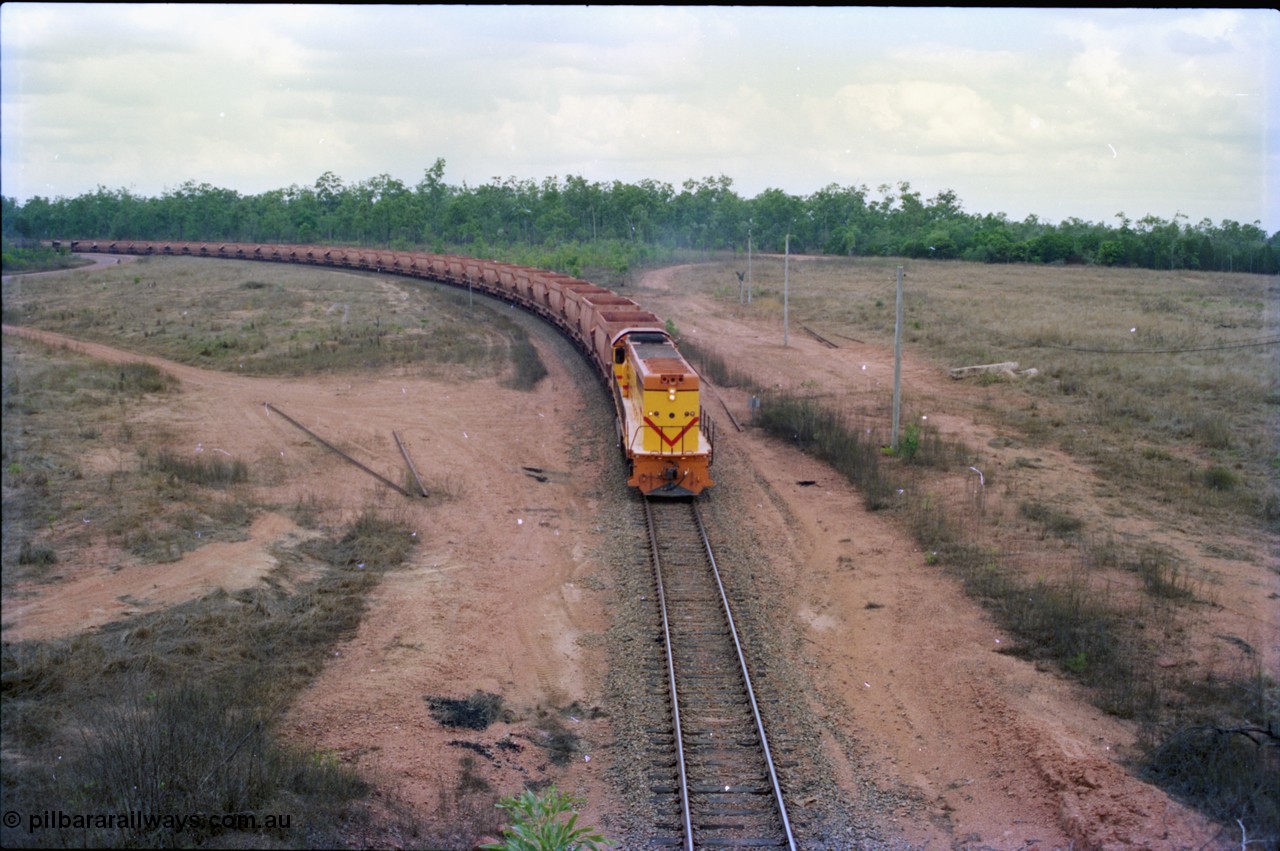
[58,240,715,497]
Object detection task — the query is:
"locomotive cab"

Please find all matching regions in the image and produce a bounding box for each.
[613,344,630,396]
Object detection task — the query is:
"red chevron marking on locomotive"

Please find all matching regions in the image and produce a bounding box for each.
[643,416,700,449]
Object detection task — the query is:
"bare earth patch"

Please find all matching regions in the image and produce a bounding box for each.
[5,258,1273,849]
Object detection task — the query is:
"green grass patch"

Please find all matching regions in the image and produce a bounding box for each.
[481,786,610,851]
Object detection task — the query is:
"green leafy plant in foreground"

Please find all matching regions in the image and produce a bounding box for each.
[481,786,610,851]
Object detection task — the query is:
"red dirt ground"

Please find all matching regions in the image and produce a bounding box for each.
[5,255,1273,849]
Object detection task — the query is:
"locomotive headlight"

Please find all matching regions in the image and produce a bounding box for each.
[668,390,677,402]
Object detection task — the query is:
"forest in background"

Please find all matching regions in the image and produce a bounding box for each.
[4,158,1277,276]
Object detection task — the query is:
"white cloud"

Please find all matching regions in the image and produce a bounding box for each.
[1,5,1275,229]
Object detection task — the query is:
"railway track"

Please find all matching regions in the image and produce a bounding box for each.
[643,498,796,850]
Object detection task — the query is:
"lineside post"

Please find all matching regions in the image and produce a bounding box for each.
[783,234,790,347]
[891,265,903,451]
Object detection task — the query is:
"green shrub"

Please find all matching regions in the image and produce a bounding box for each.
[1202,465,1238,492]
[481,786,610,851]
[896,421,921,460]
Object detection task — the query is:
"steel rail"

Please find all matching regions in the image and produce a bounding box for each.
[691,503,796,851]
[702,379,744,432]
[801,324,839,349]
[392,430,429,497]
[264,403,416,498]
[643,498,695,851]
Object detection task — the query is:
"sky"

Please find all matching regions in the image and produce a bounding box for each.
[2,4,1277,231]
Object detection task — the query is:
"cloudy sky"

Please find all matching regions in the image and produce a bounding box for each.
[3,5,1277,230]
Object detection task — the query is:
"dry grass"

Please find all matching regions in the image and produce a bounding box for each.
[671,256,1278,839]
[676,256,1279,522]
[3,256,545,385]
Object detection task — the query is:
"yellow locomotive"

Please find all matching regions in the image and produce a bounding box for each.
[612,330,713,497]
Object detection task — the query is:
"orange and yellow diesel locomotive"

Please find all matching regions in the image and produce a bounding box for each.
[61,240,714,497]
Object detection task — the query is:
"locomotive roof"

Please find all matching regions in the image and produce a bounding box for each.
[631,341,681,361]
[629,339,697,386]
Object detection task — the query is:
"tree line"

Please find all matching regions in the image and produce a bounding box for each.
[4,157,1277,275]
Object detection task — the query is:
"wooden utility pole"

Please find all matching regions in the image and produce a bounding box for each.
[891,266,903,451]
[783,234,790,347]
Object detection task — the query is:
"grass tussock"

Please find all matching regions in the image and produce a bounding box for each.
[678,338,759,391]
[754,390,962,511]
[149,448,249,487]
[1,507,419,848]
[1019,500,1084,539]
[16,540,57,567]
[300,507,417,572]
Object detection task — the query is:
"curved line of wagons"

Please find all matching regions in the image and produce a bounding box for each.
[58,239,716,497]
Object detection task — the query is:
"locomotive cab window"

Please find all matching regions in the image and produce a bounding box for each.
[614,347,626,365]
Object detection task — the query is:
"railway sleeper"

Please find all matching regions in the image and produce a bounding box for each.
[695,838,789,848]
[688,784,774,795]
[695,808,778,818]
